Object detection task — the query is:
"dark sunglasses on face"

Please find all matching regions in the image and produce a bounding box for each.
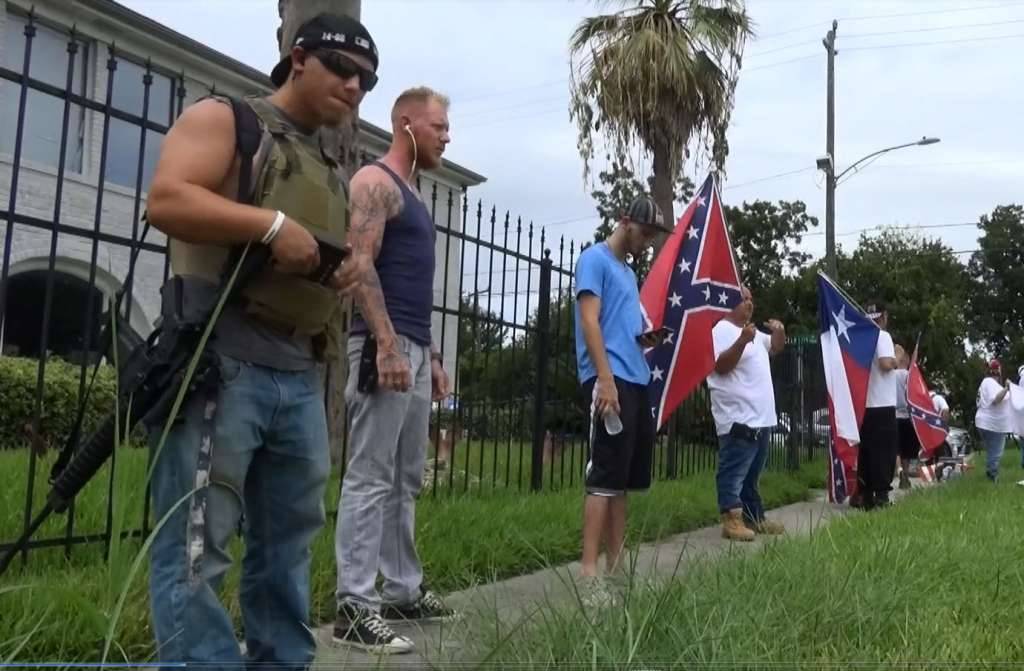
[310,49,378,92]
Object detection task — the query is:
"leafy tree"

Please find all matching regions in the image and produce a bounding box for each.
[725,200,818,293]
[569,0,753,242]
[968,204,1024,362]
[836,229,971,376]
[456,296,513,404]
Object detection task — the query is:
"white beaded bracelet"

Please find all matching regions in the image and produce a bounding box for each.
[261,210,286,245]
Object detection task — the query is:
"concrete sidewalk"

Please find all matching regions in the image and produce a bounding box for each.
[312,481,928,669]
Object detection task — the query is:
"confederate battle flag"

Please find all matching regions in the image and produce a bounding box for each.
[907,336,948,459]
[640,174,743,430]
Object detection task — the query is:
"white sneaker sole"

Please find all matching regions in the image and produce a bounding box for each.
[331,635,415,655]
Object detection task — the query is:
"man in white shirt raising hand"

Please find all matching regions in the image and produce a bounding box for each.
[707,286,787,541]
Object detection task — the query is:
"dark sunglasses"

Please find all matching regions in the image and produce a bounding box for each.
[310,49,378,92]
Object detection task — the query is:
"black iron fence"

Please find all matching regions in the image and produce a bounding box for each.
[0,11,829,566]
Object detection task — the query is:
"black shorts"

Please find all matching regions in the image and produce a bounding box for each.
[581,376,655,496]
[897,417,920,461]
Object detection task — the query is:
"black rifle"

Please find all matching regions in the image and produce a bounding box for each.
[0,96,266,577]
[0,244,270,577]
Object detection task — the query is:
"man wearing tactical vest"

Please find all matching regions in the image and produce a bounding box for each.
[332,87,454,655]
[144,14,378,668]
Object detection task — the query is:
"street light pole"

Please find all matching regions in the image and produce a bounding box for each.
[823,20,838,279]
[819,20,940,280]
[818,135,940,279]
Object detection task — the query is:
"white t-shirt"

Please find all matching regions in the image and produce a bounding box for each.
[931,393,949,415]
[707,320,777,435]
[866,330,897,408]
[894,368,910,419]
[975,377,1010,433]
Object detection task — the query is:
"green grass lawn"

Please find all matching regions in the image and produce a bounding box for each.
[0,443,823,662]
[477,450,1024,668]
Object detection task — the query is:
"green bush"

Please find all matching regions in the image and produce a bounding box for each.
[0,356,117,451]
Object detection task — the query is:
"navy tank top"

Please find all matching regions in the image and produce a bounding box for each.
[350,162,436,346]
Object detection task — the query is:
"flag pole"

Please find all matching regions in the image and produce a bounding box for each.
[817,270,869,316]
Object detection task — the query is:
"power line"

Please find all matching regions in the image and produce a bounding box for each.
[839,1,1024,24]
[457,50,825,130]
[752,1,1024,41]
[804,221,982,238]
[723,167,815,190]
[842,30,1024,51]
[458,26,1024,123]
[457,94,567,120]
[843,16,1024,40]
[447,1,1024,108]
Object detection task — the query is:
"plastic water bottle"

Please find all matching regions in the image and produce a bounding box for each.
[604,410,623,436]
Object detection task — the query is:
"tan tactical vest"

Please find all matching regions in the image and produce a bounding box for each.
[168,96,349,360]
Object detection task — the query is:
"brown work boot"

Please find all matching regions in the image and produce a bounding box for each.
[748,517,785,535]
[721,509,755,541]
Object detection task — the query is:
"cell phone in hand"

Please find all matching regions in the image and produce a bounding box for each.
[638,326,674,343]
[306,239,351,285]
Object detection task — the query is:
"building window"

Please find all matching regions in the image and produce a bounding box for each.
[104,57,173,191]
[0,11,88,173]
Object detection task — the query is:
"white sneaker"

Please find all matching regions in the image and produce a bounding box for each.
[579,577,615,609]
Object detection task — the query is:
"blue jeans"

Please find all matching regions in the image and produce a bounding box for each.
[148,354,330,670]
[716,429,770,521]
[978,428,1007,480]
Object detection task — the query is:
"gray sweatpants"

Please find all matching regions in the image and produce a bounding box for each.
[335,334,432,611]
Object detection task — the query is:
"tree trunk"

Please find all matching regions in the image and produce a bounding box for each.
[651,142,678,478]
[651,143,675,257]
[278,0,362,465]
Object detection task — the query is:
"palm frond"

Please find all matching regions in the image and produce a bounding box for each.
[568,0,752,184]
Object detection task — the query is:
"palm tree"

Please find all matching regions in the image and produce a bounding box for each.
[569,0,753,238]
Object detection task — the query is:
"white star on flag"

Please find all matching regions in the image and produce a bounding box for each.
[687,226,700,240]
[696,196,706,206]
[668,292,682,307]
[718,291,729,305]
[664,331,674,344]
[702,286,711,301]
[832,306,855,342]
[651,366,664,381]
[677,259,691,274]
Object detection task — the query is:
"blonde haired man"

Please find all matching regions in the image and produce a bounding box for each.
[333,86,454,654]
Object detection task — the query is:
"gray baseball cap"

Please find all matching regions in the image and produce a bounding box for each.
[625,196,672,233]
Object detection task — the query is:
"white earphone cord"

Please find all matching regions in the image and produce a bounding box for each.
[405,125,417,180]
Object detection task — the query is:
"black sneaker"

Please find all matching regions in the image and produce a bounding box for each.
[381,590,459,623]
[333,603,414,654]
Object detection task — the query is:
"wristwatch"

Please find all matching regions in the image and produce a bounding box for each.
[430,351,443,363]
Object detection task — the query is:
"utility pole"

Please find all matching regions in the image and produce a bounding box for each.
[823,19,837,279]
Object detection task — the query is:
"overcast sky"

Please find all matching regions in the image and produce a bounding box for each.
[122,0,1024,269]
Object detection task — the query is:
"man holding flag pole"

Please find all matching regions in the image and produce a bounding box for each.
[816,273,880,506]
[639,174,789,540]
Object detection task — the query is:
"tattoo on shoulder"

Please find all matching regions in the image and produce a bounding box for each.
[350,172,403,234]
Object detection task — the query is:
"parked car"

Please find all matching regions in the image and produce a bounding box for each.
[771,408,831,448]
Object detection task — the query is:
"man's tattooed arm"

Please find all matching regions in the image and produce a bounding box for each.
[347,167,404,349]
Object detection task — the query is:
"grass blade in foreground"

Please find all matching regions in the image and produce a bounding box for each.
[476,463,1024,667]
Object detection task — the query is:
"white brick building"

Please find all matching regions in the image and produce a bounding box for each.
[0,0,484,374]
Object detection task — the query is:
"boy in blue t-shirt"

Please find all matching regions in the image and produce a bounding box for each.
[573,195,671,602]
